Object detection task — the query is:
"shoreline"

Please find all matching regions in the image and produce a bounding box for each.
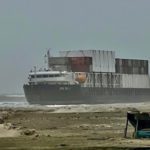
[0,102,150,112]
[0,103,150,149]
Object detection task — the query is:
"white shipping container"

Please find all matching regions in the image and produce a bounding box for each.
[82,72,121,88]
[60,50,115,73]
[121,74,150,88]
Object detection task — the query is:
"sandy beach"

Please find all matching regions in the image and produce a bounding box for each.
[0,102,150,150]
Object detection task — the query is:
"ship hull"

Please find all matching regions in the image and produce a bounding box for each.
[23,84,150,105]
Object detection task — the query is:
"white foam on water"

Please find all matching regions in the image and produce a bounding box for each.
[5,94,25,98]
[45,102,150,113]
[0,101,29,107]
[0,94,150,112]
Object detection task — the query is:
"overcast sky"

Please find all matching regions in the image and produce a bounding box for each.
[0,0,150,94]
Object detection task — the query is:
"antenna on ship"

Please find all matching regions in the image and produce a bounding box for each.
[44,48,51,69]
[47,48,51,59]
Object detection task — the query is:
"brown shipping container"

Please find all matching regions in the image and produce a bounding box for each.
[69,57,92,65]
[71,64,91,72]
[60,50,116,72]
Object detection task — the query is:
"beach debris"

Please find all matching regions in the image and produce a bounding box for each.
[0,111,10,124]
[21,129,36,136]
[87,137,110,141]
[1,111,9,119]
[60,143,67,147]
[0,117,4,124]
[4,123,16,129]
[34,133,39,137]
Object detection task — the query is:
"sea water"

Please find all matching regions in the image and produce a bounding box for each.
[0,94,63,109]
[0,94,29,107]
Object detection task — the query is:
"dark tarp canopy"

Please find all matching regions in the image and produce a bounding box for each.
[127,111,150,130]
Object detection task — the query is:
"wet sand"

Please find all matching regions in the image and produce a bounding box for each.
[0,102,150,150]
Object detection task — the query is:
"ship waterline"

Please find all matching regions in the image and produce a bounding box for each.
[23,84,150,105]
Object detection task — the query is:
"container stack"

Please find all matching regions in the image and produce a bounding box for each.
[49,50,150,89]
[115,58,149,88]
[60,50,115,73]
[115,58,148,74]
[48,57,92,72]
[69,57,92,72]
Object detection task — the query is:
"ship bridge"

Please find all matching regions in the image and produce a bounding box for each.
[28,70,77,85]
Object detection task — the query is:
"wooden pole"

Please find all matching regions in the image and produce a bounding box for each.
[124,115,128,138]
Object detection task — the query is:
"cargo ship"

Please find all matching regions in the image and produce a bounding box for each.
[23,50,150,105]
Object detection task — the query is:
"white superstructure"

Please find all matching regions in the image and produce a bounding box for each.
[28,70,77,85]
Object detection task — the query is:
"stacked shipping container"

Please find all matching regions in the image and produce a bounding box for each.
[115,58,148,74]
[48,50,150,89]
[60,50,115,73]
[69,57,92,72]
[122,74,150,88]
[115,58,149,88]
[48,57,92,72]
[81,73,150,89]
[82,72,121,88]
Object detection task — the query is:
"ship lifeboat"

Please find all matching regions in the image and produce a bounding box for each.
[75,73,87,84]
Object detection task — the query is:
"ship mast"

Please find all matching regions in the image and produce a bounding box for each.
[47,49,50,69]
[44,48,51,69]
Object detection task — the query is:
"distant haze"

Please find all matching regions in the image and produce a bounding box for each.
[0,0,150,94]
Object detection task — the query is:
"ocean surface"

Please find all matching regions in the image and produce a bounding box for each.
[0,94,149,112]
[0,94,29,107]
[0,94,150,113]
[0,94,74,108]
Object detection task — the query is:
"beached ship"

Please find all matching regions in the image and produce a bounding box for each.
[23,50,150,105]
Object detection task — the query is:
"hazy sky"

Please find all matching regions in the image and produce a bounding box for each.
[0,0,150,94]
